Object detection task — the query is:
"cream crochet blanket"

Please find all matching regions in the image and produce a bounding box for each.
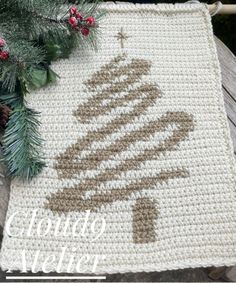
[0,2,236,274]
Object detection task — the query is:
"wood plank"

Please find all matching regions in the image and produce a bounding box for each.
[215,36,236,99]
[223,87,236,125]
[215,37,236,162]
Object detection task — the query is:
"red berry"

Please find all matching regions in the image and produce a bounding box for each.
[86,16,95,26]
[0,38,6,47]
[0,51,9,60]
[70,6,77,15]
[81,26,90,36]
[76,12,83,21]
[69,16,77,27]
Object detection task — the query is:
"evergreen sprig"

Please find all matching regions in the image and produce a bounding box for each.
[0,0,104,180]
[0,36,45,92]
[0,89,45,179]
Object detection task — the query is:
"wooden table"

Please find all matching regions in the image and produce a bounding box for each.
[215,36,236,162]
[209,37,236,282]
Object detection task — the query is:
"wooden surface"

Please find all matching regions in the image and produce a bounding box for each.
[214,36,236,282]
[215,36,236,161]
[208,4,236,15]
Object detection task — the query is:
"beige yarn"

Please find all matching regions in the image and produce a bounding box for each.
[0,2,236,274]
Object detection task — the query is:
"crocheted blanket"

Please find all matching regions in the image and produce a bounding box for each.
[1,2,236,274]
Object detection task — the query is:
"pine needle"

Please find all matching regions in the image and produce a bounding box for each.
[0,90,45,180]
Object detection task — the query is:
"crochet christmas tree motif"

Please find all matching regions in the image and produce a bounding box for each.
[1,5,236,274]
[45,54,194,244]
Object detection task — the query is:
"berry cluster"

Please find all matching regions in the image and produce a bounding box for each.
[68,6,96,36]
[0,38,9,60]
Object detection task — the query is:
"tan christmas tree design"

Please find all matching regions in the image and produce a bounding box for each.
[45,54,194,244]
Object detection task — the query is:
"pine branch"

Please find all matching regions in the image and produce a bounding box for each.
[0,89,45,180]
[0,0,105,180]
[0,0,103,45]
[0,37,45,92]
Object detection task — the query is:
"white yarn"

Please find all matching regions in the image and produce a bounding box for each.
[0,2,235,274]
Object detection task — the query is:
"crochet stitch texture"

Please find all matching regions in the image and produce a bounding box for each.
[0,2,236,273]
